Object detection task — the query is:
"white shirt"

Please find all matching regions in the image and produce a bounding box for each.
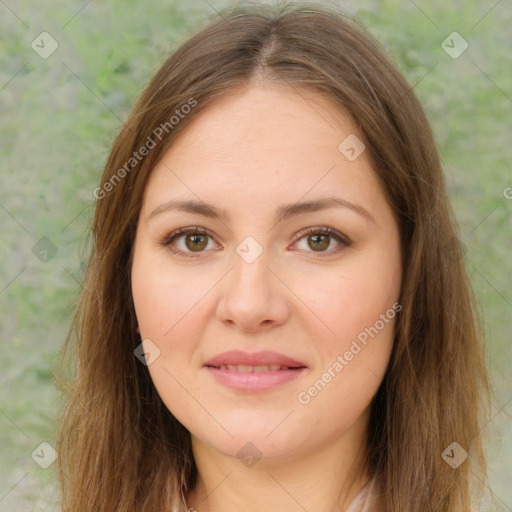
[345,477,376,512]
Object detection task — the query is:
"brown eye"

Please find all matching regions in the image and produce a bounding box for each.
[159,225,350,259]
[158,226,217,258]
[185,233,208,252]
[293,226,351,257]
[307,233,330,251]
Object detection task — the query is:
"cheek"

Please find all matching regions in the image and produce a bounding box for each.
[131,253,210,418]
[296,289,397,430]
[131,248,210,339]
[295,252,401,352]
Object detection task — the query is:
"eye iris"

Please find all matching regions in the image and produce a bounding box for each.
[308,234,329,251]
[185,234,208,251]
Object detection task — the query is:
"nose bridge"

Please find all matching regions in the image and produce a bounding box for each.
[217,234,289,330]
[229,235,273,297]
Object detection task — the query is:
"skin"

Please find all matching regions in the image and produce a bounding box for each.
[131,82,402,512]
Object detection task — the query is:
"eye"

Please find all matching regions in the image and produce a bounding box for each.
[157,226,219,258]
[157,225,351,258]
[291,226,351,258]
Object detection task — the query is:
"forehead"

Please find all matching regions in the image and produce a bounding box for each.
[141,83,385,220]
[164,83,357,161]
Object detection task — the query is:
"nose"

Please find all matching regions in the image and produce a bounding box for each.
[216,247,290,333]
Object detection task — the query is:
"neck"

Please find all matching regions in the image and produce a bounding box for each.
[185,427,370,512]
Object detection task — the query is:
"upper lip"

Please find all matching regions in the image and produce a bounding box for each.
[204,350,307,368]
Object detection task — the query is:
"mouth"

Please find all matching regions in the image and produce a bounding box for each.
[203,351,308,392]
[204,365,307,392]
[203,349,307,369]
[205,364,304,372]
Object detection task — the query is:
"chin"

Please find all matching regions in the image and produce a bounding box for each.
[189,416,305,461]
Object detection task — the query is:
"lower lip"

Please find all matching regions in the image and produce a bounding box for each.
[204,366,307,392]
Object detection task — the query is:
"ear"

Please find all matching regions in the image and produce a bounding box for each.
[135,326,140,334]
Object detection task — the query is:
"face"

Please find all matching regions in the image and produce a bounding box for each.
[131,82,402,464]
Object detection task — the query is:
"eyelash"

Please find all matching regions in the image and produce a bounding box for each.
[157,225,351,259]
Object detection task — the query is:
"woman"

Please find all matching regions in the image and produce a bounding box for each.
[55,2,491,511]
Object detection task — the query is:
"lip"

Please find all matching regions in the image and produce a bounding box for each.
[203,350,308,392]
[205,366,307,392]
[203,350,307,368]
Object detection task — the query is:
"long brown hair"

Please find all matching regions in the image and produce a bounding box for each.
[54,2,492,510]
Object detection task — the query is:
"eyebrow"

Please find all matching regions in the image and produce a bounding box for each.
[148,196,375,224]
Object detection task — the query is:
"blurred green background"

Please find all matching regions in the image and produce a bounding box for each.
[0,0,510,510]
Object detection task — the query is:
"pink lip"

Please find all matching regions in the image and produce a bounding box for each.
[203,350,308,392]
[203,350,307,368]
[205,366,307,392]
